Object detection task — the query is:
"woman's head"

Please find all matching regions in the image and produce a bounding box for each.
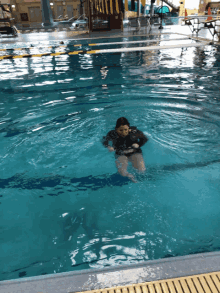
[115,117,130,137]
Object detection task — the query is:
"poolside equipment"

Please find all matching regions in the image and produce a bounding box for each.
[124,0,178,14]
[184,8,188,20]
[110,0,113,14]
[0,4,18,37]
[104,0,108,14]
[88,0,123,31]
[182,7,220,40]
[207,7,212,21]
[116,0,120,14]
[154,5,170,15]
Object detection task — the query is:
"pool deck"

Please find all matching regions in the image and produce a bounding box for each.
[1,251,220,292]
[0,19,219,48]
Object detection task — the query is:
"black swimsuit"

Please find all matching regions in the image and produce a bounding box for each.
[102,126,148,158]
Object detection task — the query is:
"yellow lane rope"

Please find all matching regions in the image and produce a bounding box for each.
[68,50,84,55]
[0,41,207,60]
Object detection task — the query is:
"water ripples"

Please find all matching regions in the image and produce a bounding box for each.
[0,36,220,281]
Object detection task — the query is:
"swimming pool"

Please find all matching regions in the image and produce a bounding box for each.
[0,33,220,282]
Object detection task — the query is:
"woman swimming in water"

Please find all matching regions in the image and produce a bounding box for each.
[102,117,148,182]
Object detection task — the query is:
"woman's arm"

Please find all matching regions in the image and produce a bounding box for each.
[102,131,112,147]
[134,130,148,148]
[102,131,116,151]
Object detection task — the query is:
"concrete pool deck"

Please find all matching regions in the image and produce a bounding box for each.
[1,251,220,292]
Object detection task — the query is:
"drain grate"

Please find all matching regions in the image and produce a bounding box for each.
[75,272,220,293]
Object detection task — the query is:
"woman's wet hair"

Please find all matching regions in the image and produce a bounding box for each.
[115,117,130,129]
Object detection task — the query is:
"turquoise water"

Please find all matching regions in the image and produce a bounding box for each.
[0,34,220,282]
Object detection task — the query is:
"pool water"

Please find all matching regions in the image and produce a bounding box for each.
[0,34,220,282]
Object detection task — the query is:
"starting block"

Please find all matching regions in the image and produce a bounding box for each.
[201,18,220,39]
[182,7,220,40]
[182,17,201,34]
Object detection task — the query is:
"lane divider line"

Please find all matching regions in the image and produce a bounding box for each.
[95,41,208,53]
[68,50,84,55]
[86,50,98,54]
[0,45,67,52]
[31,54,45,57]
[50,52,66,56]
[0,41,208,60]
[0,32,188,52]
[0,37,189,53]
[42,31,186,43]
[0,32,185,53]
[88,37,191,47]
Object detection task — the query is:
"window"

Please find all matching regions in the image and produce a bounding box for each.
[20,13,29,21]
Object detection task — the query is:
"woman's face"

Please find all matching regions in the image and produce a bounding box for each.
[116,125,130,137]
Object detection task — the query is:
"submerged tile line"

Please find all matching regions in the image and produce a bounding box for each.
[0,41,208,60]
[73,272,220,293]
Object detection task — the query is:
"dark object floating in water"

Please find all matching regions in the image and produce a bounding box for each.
[19,271,27,278]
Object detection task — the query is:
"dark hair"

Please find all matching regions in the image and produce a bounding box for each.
[115,117,130,129]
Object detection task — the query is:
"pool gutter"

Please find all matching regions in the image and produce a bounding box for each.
[1,251,220,293]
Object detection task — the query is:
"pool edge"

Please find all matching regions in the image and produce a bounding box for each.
[1,251,220,292]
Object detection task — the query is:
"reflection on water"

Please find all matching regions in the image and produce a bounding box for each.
[0,34,220,282]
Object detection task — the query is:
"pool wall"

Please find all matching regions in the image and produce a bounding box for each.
[1,251,220,293]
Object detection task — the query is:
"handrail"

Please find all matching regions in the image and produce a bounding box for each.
[0,17,15,23]
[162,0,179,10]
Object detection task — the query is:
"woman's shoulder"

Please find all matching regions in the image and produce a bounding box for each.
[106,129,118,137]
[130,126,146,136]
[130,126,138,133]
